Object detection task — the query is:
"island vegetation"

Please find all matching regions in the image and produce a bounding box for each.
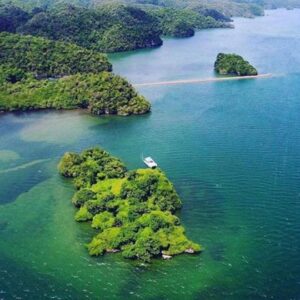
[147,7,231,38]
[214,53,258,76]
[0,3,163,52]
[0,32,112,78]
[0,2,232,52]
[0,71,150,115]
[58,147,201,262]
[0,32,150,115]
[5,0,295,52]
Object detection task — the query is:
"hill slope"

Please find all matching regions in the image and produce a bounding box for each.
[9,4,163,52]
[0,33,150,115]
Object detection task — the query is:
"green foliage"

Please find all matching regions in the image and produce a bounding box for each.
[0,4,30,32]
[75,206,93,221]
[0,32,150,115]
[0,2,236,52]
[0,0,270,53]
[0,65,27,84]
[0,71,151,115]
[59,148,127,186]
[59,147,201,262]
[2,4,163,52]
[92,211,115,230]
[148,7,230,38]
[0,32,111,78]
[72,188,96,207]
[214,53,258,76]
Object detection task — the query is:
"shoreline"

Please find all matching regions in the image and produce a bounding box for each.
[133,73,273,87]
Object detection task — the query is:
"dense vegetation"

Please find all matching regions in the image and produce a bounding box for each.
[147,7,231,38]
[0,32,112,78]
[0,4,163,52]
[214,53,258,76]
[95,0,264,17]
[0,32,150,115]
[2,0,281,52]
[0,2,232,52]
[0,3,30,32]
[58,147,201,262]
[0,71,150,115]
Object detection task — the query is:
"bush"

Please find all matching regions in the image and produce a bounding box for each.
[72,188,96,207]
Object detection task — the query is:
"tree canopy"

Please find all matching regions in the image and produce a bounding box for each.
[214,53,258,76]
[0,71,150,115]
[0,32,112,78]
[58,147,201,262]
[147,7,230,38]
[0,3,163,52]
[0,32,150,115]
[0,2,233,52]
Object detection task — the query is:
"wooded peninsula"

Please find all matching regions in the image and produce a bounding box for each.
[0,32,150,115]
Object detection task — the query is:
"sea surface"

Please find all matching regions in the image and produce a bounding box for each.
[0,9,299,300]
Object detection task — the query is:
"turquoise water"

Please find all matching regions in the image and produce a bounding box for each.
[1,9,300,299]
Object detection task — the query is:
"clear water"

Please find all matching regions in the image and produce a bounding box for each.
[1,9,299,300]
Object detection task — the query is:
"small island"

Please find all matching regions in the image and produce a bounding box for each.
[58,147,201,262]
[214,53,258,76]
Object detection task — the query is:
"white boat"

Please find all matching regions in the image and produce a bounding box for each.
[143,156,158,169]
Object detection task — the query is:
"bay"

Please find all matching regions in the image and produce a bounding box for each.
[0,9,299,300]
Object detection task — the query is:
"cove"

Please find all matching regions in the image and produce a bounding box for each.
[0,9,300,299]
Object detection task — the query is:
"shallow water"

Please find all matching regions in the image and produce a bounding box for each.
[0,9,300,300]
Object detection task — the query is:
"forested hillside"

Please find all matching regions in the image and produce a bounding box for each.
[0,32,150,115]
[0,4,163,52]
[1,0,299,13]
[0,32,112,78]
[0,0,297,56]
[147,7,231,38]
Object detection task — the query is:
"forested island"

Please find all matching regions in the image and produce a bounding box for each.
[58,147,201,262]
[214,53,258,76]
[0,32,150,115]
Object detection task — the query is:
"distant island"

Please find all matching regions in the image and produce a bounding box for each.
[214,53,258,76]
[58,147,201,262]
[0,32,150,116]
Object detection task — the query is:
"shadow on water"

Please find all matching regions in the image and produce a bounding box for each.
[0,220,8,231]
[0,255,81,300]
[176,176,226,227]
[0,161,51,205]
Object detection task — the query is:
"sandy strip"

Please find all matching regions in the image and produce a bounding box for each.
[133,73,273,87]
[0,159,50,174]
